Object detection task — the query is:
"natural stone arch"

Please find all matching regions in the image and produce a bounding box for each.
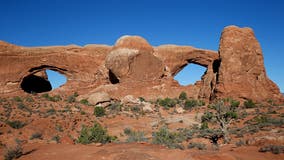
[20,65,68,93]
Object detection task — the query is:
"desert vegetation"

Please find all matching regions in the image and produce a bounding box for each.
[0,92,283,160]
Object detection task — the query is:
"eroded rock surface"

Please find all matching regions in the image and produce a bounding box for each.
[216,26,283,102]
[0,25,283,103]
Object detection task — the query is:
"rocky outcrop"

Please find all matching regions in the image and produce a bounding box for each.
[215,26,283,102]
[0,26,283,103]
[105,36,164,82]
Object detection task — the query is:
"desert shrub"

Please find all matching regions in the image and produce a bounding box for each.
[230,99,240,108]
[0,97,7,103]
[124,129,147,142]
[188,142,207,150]
[259,145,284,154]
[6,120,26,129]
[94,106,106,117]
[138,97,146,102]
[77,122,114,144]
[108,102,122,113]
[123,128,132,135]
[25,96,34,102]
[52,95,62,102]
[80,99,89,105]
[66,92,78,103]
[201,111,213,122]
[200,122,209,130]
[55,124,63,132]
[246,114,284,128]
[41,94,61,102]
[235,139,246,147]
[51,135,60,143]
[179,92,188,100]
[13,96,22,102]
[4,143,23,160]
[17,103,31,112]
[30,132,43,140]
[198,128,223,145]
[184,99,198,110]
[158,98,177,109]
[46,108,56,115]
[176,128,196,140]
[131,105,141,113]
[243,99,256,108]
[152,127,185,149]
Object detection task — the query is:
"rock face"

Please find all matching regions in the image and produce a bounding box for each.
[215,26,283,102]
[0,25,283,103]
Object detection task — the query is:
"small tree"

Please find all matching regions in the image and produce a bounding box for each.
[202,99,238,143]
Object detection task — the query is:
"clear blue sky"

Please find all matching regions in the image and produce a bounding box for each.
[0,0,283,92]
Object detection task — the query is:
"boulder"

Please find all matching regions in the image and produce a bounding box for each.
[87,92,111,105]
[142,102,154,113]
[121,95,140,104]
[105,36,164,82]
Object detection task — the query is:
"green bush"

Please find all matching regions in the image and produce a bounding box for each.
[200,122,209,130]
[131,105,141,113]
[259,145,284,154]
[6,120,26,129]
[77,122,114,144]
[184,99,198,110]
[94,106,106,117]
[13,96,22,102]
[80,99,89,105]
[41,94,62,102]
[4,143,23,160]
[179,92,188,100]
[158,98,176,109]
[30,132,43,140]
[124,129,147,142]
[230,100,240,108]
[201,111,213,122]
[123,128,132,135]
[152,127,185,149]
[188,142,206,150]
[17,103,31,112]
[244,99,255,108]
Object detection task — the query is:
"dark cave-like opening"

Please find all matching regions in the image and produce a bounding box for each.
[21,74,52,93]
[109,70,119,84]
[213,59,221,73]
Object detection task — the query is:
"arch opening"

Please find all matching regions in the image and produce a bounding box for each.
[46,69,67,89]
[174,63,207,86]
[21,68,67,94]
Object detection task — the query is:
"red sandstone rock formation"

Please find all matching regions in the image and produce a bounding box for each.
[215,26,283,102]
[0,25,283,103]
[105,36,164,82]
